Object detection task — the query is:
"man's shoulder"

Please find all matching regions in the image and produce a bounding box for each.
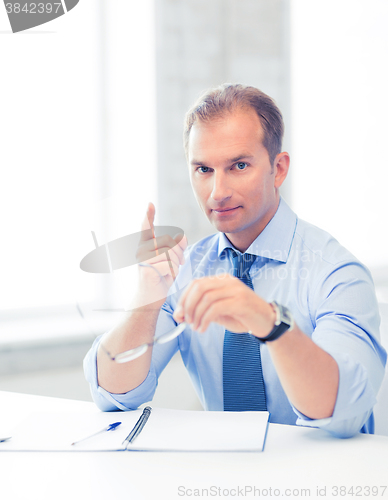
[294,216,364,271]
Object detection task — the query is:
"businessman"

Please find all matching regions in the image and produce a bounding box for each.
[84,83,386,437]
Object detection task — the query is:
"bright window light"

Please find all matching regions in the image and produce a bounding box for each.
[291,0,388,273]
[0,1,156,325]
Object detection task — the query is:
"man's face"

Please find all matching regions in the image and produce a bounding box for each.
[188,108,287,251]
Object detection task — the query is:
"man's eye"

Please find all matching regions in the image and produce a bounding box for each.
[235,162,248,170]
[198,166,209,173]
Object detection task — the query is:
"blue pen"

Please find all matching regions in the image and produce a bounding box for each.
[71,422,121,446]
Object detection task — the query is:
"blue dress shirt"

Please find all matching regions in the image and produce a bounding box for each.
[84,198,387,438]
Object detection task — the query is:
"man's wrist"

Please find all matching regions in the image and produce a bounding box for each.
[248,301,276,338]
[130,285,166,311]
[249,301,294,343]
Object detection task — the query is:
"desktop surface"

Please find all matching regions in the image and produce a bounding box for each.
[0,391,387,500]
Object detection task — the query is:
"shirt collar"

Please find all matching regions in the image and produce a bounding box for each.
[217,197,297,263]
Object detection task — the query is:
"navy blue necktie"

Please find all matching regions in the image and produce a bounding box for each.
[223,250,267,411]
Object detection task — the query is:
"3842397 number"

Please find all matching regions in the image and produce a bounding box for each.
[5,3,62,14]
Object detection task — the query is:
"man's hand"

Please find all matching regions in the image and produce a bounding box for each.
[173,273,339,420]
[97,202,187,394]
[173,274,275,337]
[134,202,188,309]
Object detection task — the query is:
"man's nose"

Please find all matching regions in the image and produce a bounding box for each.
[210,172,232,202]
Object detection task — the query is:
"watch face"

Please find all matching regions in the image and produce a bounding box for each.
[274,302,293,329]
[281,307,292,326]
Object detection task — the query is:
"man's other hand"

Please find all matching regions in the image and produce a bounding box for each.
[173,274,275,337]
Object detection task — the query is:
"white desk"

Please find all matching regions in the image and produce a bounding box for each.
[1,391,387,500]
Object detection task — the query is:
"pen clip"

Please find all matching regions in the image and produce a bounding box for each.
[107,422,121,431]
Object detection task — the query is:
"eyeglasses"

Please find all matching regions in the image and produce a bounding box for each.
[77,262,185,363]
[99,321,187,363]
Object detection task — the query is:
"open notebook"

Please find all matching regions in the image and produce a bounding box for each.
[0,407,270,452]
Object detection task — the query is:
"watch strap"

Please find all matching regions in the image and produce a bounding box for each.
[257,301,293,343]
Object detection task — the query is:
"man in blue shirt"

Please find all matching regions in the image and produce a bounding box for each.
[84,84,386,437]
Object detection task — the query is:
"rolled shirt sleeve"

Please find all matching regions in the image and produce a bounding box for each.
[83,302,180,412]
[292,261,386,437]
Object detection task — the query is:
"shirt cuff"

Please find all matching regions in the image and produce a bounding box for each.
[292,352,377,438]
[83,334,158,412]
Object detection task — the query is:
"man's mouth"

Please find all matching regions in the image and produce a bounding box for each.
[212,207,240,214]
[212,206,241,214]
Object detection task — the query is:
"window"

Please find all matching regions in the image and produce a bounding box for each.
[291,0,388,278]
[0,1,156,341]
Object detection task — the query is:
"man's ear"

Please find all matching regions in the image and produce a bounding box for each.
[273,152,290,188]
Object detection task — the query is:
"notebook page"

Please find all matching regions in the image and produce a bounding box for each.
[0,408,270,452]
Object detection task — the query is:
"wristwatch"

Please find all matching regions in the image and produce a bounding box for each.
[257,301,294,343]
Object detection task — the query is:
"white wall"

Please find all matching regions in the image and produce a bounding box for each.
[291,0,388,276]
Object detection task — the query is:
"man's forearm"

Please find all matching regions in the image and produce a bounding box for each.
[266,324,339,420]
[97,307,160,394]
[173,274,340,419]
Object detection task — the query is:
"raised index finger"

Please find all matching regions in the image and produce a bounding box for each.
[139,202,156,244]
